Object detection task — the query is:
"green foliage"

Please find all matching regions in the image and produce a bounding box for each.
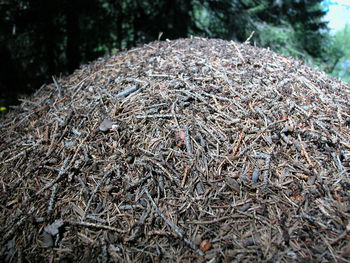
[325,24,350,83]
[247,0,328,61]
[255,22,303,57]
[192,0,329,64]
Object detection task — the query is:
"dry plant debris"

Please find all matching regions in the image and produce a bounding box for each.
[1,37,350,262]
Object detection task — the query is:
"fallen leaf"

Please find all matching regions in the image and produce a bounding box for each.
[252,170,260,183]
[42,232,53,247]
[99,119,113,132]
[44,219,63,236]
[175,130,186,146]
[41,219,63,247]
[200,239,211,252]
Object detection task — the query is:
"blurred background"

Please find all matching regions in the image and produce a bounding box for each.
[0,0,349,110]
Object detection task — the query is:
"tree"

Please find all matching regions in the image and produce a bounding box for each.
[0,0,117,106]
[325,24,350,83]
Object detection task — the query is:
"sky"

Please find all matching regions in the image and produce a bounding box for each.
[323,0,350,32]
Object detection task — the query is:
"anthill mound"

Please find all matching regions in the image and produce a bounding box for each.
[1,37,350,262]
